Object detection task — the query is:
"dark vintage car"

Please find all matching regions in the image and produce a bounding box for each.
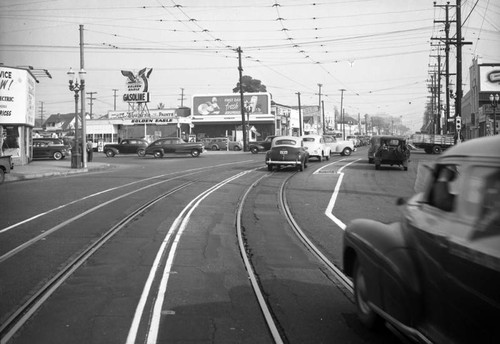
[103,139,149,157]
[144,137,204,158]
[368,135,410,170]
[343,135,500,344]
[0,155,14,183]
[32,138,70,161]
[265,136,309,171]
[249,135,276,154]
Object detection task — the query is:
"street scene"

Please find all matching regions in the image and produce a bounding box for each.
[1,1,499,343]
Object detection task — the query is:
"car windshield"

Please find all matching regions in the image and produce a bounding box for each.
[303,138,316,142]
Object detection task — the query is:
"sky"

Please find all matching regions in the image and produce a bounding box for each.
[1,0,499,132]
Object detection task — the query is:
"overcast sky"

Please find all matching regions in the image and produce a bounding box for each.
[1,0,499,132]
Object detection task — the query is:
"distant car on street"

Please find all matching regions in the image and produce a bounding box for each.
[301,134,330,161]
[265,136,309,172]
[343,135,500,344]
[32,138,70,161]
[322,135,355,156]
[202,137,243,151]
[103,138,149,157]
[144,137,204,158]
[368,135,410,170]
[249,135,276,154]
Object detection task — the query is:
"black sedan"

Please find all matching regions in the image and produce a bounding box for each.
[265,136,309,171]
[343,135,500,343]
[32,138,70,160]
[103,139,149,157]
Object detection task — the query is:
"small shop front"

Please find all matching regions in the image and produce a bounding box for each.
[0,66,37,166]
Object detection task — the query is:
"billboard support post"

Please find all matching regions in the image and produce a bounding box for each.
[237,47,248,151]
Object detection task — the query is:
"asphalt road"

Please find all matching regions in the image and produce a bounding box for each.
[0,148,438,344]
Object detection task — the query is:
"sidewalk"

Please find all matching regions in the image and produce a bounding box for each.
[4,159,113,183]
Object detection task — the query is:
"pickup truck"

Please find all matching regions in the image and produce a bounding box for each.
[144,137,204,158]
[0,155,14,183]
[249,135,276,154]
[103,138,149,157]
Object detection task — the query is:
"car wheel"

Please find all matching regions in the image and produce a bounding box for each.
[153,150,163,158]
[432,145,442,154]
[375,164,380,170]
[53,151,63,160]
[137,148,146,157]
[354,260,382,329]
[342,148,352,156]
[211,145,219,151]
[325,153,330,161]
[105,150,115,158]
[297,161,304,171]
[0,169,4,184]
[368,157,374,164]
[250,147,259,154]
[318,155,323,162]
[191,149,201,157]
[233,146,241,151]
[404,166,408,171]
[267,164,273,171]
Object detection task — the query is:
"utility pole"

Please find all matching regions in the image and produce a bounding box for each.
[317,83,322,134]
[430,46,443,134]
[87,91,97,118]
[80,24,87,168]
[179,88,185,107]
[112,89,118,111]
[237,47,247,151]
[296,92,303,136]
[339,89,345,139]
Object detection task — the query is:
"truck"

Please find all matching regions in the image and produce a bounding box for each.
[409,133,455,154]
[0,155,14,183]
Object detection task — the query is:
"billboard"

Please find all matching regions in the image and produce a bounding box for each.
[0,67,36,126]
[192,93,271,121]
[121,68,152,103]
[479,65,500,92]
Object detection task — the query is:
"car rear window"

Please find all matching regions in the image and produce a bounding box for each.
[275,139,297,145]
[303,138,315,142]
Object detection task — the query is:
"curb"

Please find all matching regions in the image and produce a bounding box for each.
[3,164,115,183]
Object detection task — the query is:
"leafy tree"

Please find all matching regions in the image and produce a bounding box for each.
[233,75,267,93]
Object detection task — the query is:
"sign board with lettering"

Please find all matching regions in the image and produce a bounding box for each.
[192,93,271,122]
[0,67,36,126]
[121,68,152,103]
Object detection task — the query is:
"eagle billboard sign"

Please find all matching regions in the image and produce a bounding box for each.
[121,68,152,103]
[192,93,272,122]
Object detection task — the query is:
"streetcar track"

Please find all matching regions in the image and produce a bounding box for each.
[0,181,195,343]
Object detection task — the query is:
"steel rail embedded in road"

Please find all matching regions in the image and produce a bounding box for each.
[0,181,195,344]
[280,174,354,294]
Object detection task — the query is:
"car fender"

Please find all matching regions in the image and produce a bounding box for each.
[344,219,423,325]
[104,147,119,155]
[249,143,265,151]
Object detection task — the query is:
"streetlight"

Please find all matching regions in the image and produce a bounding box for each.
[490,94,499,135]
[245,100,252,144]
[67,67,86,168]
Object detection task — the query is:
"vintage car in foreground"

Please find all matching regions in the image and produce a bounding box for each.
[249,135,276,154]
[265,136,309,171]
[302,134,331,161]
[103,138,149,157]
[32,138,71,160]
[323,135,356,156]
[368,135,410,170]
[343,135,500,344]
[144,137,204,158]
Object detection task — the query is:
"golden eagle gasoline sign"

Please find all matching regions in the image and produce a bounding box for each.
[121,68,152,103]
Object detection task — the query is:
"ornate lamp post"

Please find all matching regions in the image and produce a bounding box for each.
[67,67,86,168]
[490,94,499,135]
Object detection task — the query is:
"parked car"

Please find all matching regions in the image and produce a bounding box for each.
[103,139,149,157]
[202,137,243,151]
[343,135,500,344]
[249,135,276,154]
[301,134,330,161]
[265,136,309,172]
[346,135,360,147]
[368,135,410,170]
[32,138,70,160]
[144,137,204,158]
[323,135,355,156]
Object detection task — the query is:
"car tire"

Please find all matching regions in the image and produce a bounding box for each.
[53,151,63,160]
[137,148,146,157]
[191,149,201,157]
[211,145,219,151]
[368,157,374,164]
[342,148,352,156]
[105,150,115,158]
[250,147,259,154]
[354,259,382,329]
[267,164,273,171]
[153,150,163,158]
[432,145,442,154]
[375,164,380,170]
[318,155,323,162]
[325,153,330,161]
[297,161,304,171]
[233,146,241,151]
[0,169,4,184]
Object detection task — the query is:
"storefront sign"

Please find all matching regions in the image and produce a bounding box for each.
[0,67,36,126]
[479,65,500,92]
[123,92,150,103]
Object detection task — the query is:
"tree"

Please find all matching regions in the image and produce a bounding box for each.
[233,75,267,93]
